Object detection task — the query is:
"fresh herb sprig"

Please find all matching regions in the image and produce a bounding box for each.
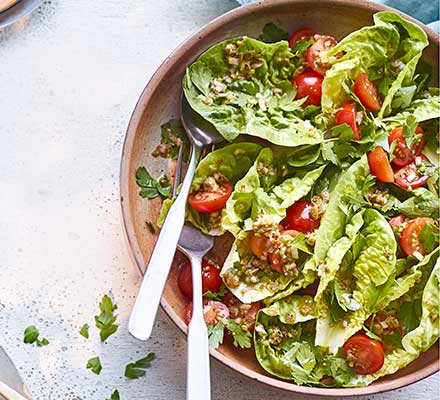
[86,356,102,375]
[124,353,156,379]
[135,167,171,199]
[94,294,118,342]
[207,318,252,349]
[23,325,49,347]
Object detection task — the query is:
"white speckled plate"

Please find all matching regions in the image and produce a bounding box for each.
[0,347,30,399]
[0,0,43,29]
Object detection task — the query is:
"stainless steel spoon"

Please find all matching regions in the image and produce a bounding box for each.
[128,95,223,341]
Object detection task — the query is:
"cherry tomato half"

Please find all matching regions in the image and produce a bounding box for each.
[368,147,394,183]
[400,217,436,256]
[188,180,233,214]
[184,299,230,325]
[343,333,385,375]
[388,126,426,168]
[248,231,270,259]
[222,292,260,331]
[289,28,319,48]
[353,73,381,111]
[177,258,222,299]
[268,252,284,273]
[282,200,321,233]
[335,101,359,140]
[306,35,338,76]
[394,155,430,189]
[293,71,323,107]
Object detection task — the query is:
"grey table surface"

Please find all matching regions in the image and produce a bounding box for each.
[0,0,438,399]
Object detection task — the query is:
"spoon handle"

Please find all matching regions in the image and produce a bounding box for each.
[128,145,202,341]
[187,254,211,400]
[0,382,29,400]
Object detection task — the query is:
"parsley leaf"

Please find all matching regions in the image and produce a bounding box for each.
[225,319,252,349]
[124,353,156,379]
[291,39,314,55]
[152,119,189,160]
[106,390,120,400]
[79,323,89,339]
[86,356,102,375]
[207,320,225,349]
[418,222,438,253]
[258,22,288,43]
[94,294,118,342]
[136,167,171,200]
[23,325,49,347]
[203,283,228,302]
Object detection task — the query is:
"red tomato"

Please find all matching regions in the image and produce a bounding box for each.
[248,231,270,259]
[268,252,284,273]
[282,200,321,233]
[222,292,260,331]
[289,28,319,48]
[400,217,435,256]
[335,101,359,140]
[184,300,230,325]
[188,180,233,214]
[293,71,323,107]
[343,334,385,375]
[353,73,381,111]
[389,214,406,229]
[177,258,222,299]
[368,147,394,183]
[306,35,338,76]
[388,126,426,168]
[394,155,430,189]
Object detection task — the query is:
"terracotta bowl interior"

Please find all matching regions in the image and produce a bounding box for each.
[120,0,439,396]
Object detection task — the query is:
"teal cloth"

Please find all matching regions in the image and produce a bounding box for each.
[235,0,439,33]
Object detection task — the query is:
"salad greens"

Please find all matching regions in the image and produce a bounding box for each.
[144,10,440,389]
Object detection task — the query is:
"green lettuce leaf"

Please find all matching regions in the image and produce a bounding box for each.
[186,142,262,235]
[374,12,428,117]
[350,256,439,386]
[321,16,400,113]
[315,209,397,351]
[183,37,324,146]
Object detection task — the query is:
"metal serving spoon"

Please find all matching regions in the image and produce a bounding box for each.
[128,95,223,341]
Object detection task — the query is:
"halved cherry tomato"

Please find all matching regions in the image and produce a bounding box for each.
[188,180,233,213]
[177,258,222,299]
[248,231,270,259]
[388,126,426,168]
[306,35,338,76]
[293,71,323,107]
[222,292,260,331]
[394,155,430,189]
[268,252,284,273]
[184,299,230,325]
[335,101,359,140]
[283,200,321,233]
[389,214,406,229]
[289,28,319,48]
[353,73,381,111]
[343,333,385,375]
[400,217,436,256]
[368,147,394,183]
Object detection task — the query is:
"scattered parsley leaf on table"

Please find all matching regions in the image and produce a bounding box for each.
[124,353,156,379]
[107,389,120,400]
[79,323,89,339]
[135,167,171,199]
[94,294,118,342]
[86,356,102,375]
[23,325,49,347]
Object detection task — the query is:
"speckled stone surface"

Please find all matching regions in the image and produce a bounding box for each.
[0,1,438,399]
